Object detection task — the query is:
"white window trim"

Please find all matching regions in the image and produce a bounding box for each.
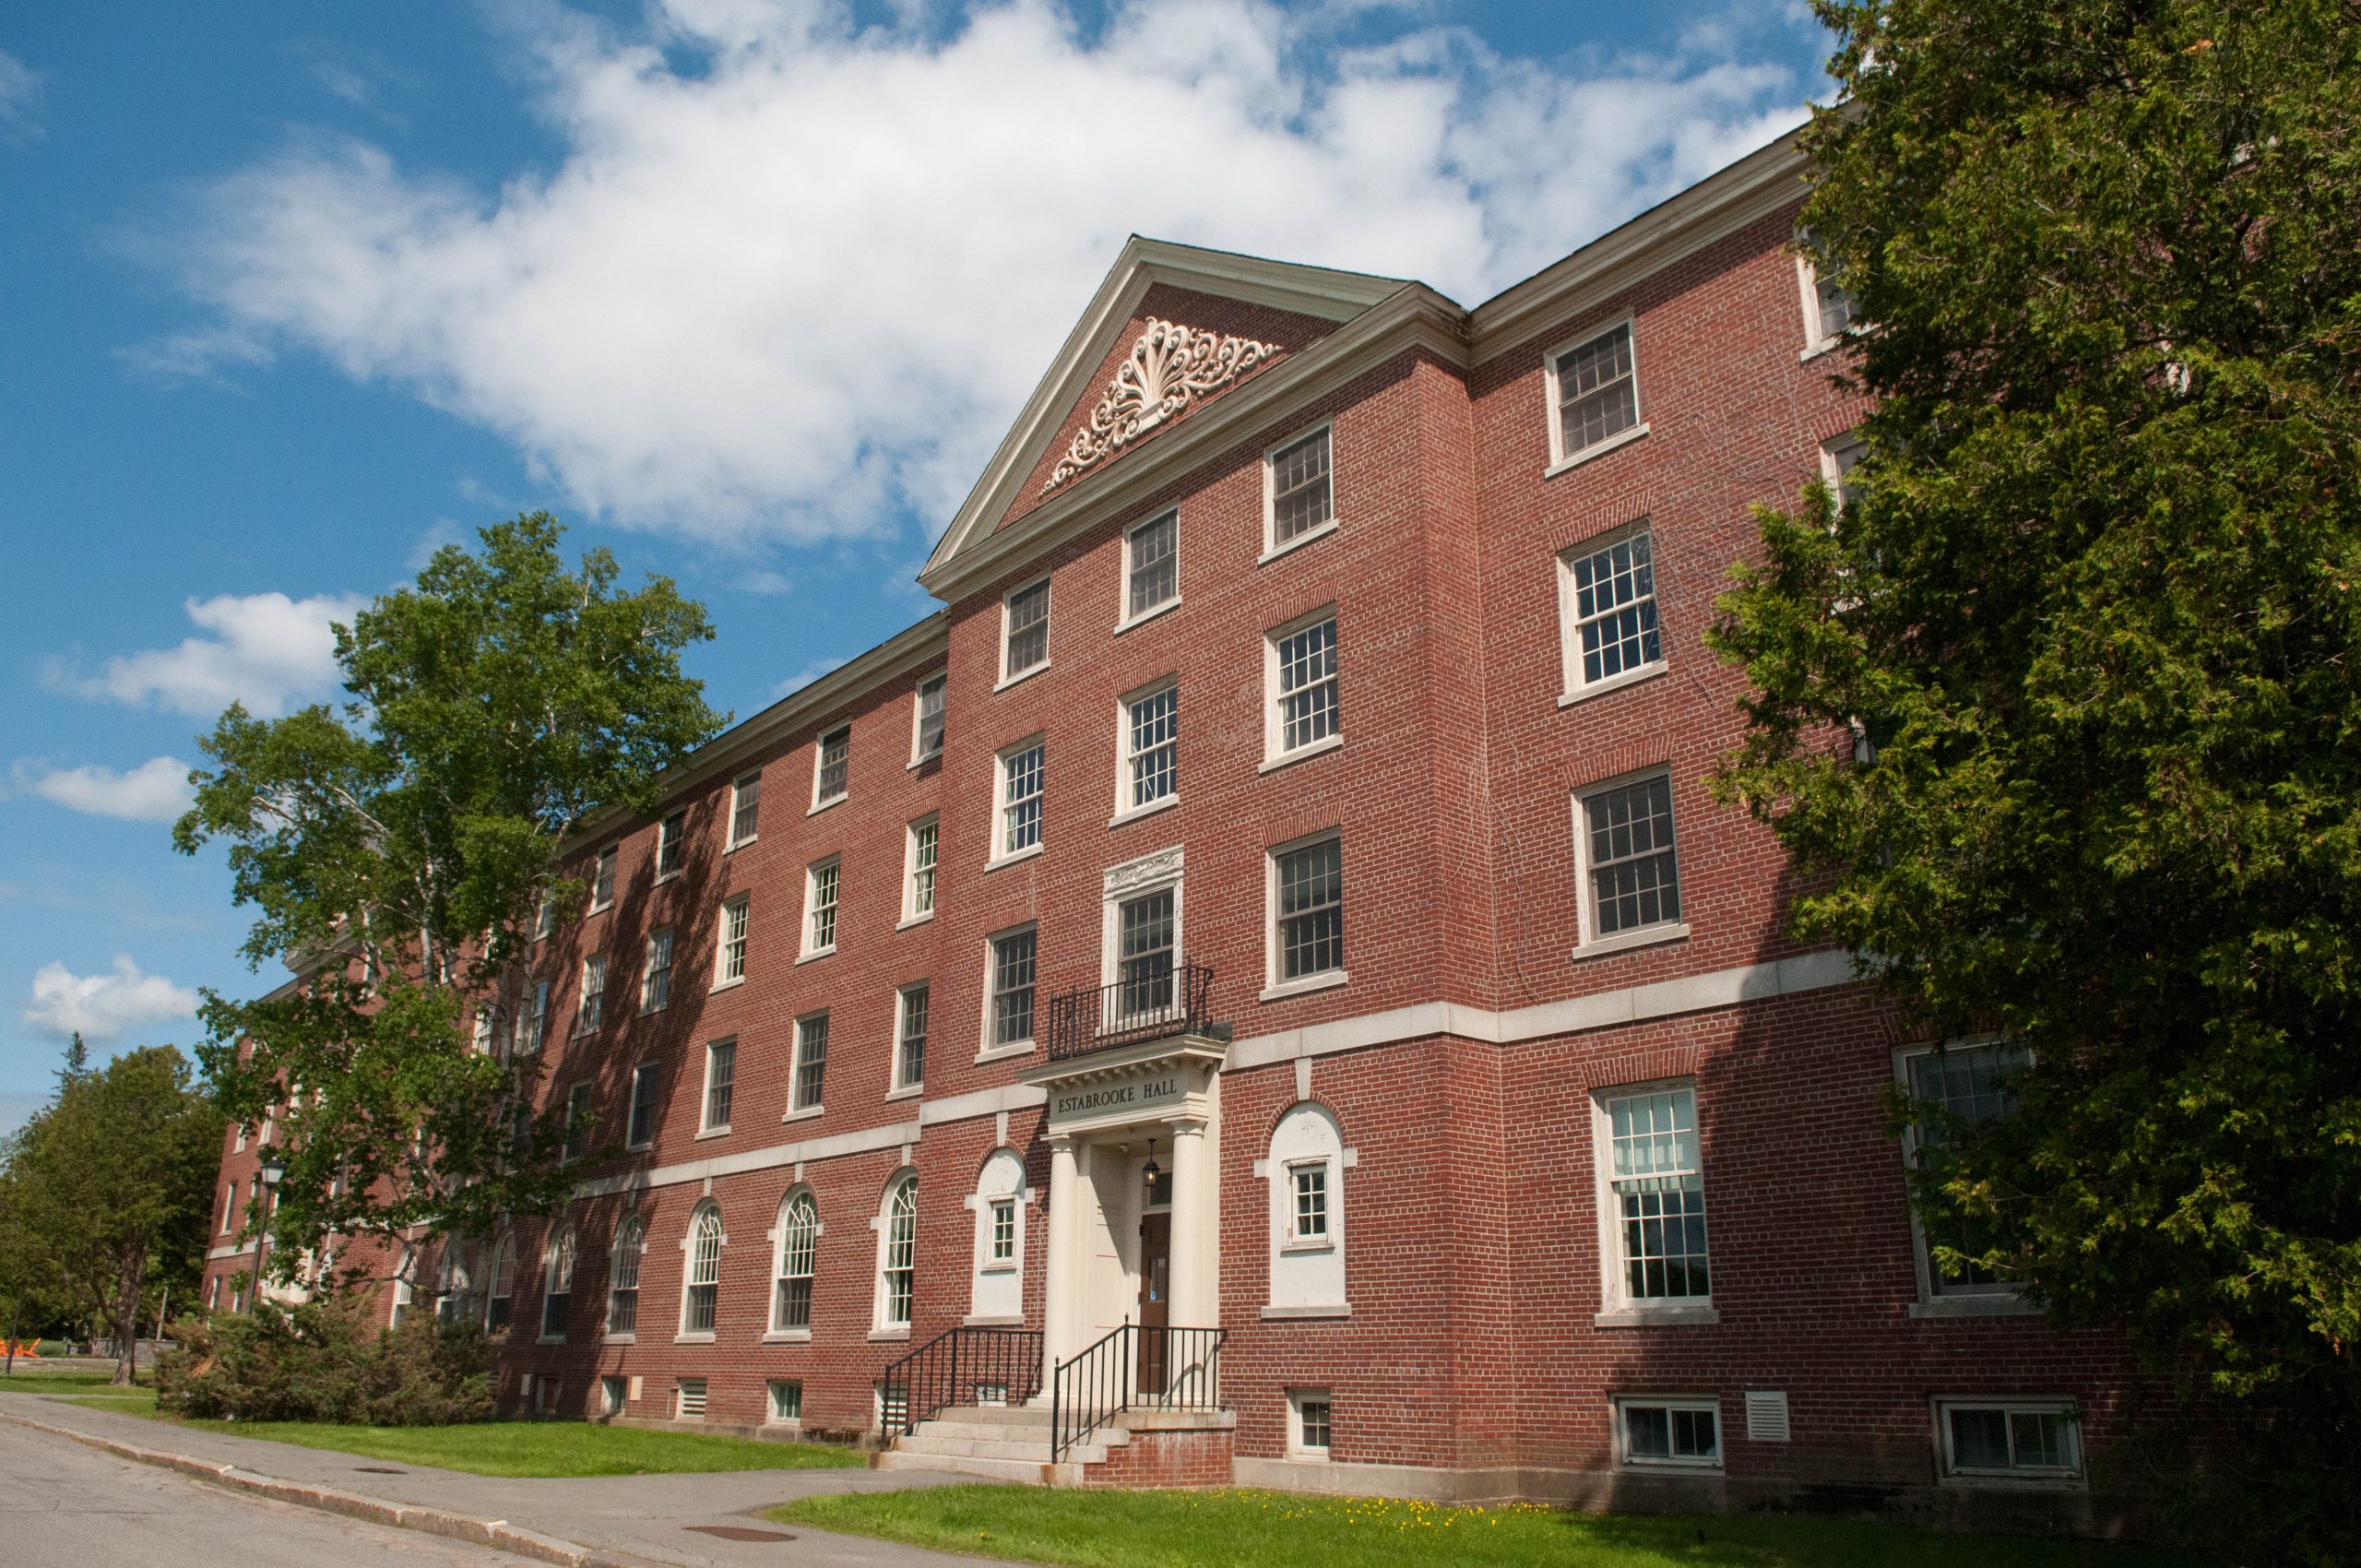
[1262,827,1347,1001]
[727,771,761,849]
[1932,1396,2086,1488]
[1895,1039,2041,1317]
[575,954,604,1034]
[1820,430,1868,503]
[675,1206,723,1344]
[1282,1157,1335,1253]
[1590,1077,1717,1327]
[995,574,1052,690]
[900,814,940,927]
[1116,509,1181,632]
[766,1380,804,1425]
[639,927,674,1014]
[908,671,947,767]
[800,856,840,961]
[561,1082,592,1163]
[1613,1395,1725,1471]
[810,727,850,814]
[1262,603,1340,768]
[989,734,1046,869]
[624,1062,658,1151]
[1100,845,1184,1006]
[788,1010,828,1119]
[1286,1388,1333,1460]
[1111,675,1180,826]
[1542,315,1649,476]
[588,846,617,914]
[1570,766,1691,959]
[765,1186,821,1341]
[1555,518,1668,706]
[1261,420,1338,564]
[1796,254,1860,361]
[872,1171,919,1336]
[892,981,930,1094]
[712,894,750,992]
[654,811,686,884]
[697,1038,735,1137]
[978,921,1039,1062]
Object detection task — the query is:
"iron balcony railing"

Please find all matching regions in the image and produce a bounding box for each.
[1043,960,1221,1063]
[877,1325,1045,1439]
[1050,1322,1225,1462]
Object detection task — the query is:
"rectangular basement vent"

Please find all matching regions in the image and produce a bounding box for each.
[677,1378,708,1419]
[1744,1390,1791,1443]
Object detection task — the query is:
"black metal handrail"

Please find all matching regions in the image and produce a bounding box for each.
[878,1325,1045,1439]
[1049,1322,1224,1461]
[1044,960,1220,1063]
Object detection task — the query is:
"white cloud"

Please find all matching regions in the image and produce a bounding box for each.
[0,51,42,140]
[156,0,1812,545]
[20,956,200,1045]
[14,756,196,824]
[45,590,366,719]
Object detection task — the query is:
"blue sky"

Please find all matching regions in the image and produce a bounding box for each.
[0,0,1829,1130]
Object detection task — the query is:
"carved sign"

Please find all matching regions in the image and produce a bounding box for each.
[1043,319,1284,493]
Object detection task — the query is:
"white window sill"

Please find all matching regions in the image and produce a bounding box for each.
[694,1126,730,1141]
[1619,1458,1726,1475]
[964,1313,1026,1328]
[1258,733,1343,775]
[1908,1294,2041,1320]
[783,1105,824,1123]
[884,1085,922,1103]
[536,1335,567,1347]
[807,795,845,818]
[896,910,936,931]
[1940,1471,2090,1493]
[726,835,757,853]
[907,751,943,771]
[1261,1303,1352,1321]
[1281,1238,1336,1255]
[1114,597,1181,636]
[1109,794,1180,830]
[796,945,836,966]
[1799,333,1863,364]
[986,843,1044,873]
[1545,422,1650,478]
[1572,923,1691,963]
[674,1333,716,1345]
[654,870,681,886]
[1593,1303,1719,1328]
[1260,970,1348,1004]
[975,1040,1036,1064]
[994,662,1050,695]
[588,900,612,917]
[981,1262,1018,1277]
[1258,517,1339,566]
[1560,662,1668,708]
[637,1004,666,1018]
[868,1327,912,1343]
[709,977,744,994]
[762,1328,813,1344]
[601,1333,635,1346]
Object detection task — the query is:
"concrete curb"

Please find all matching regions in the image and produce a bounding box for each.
[0,1407,640,1568]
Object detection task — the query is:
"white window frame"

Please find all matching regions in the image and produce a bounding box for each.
[1262,828,1346,1001]
[1797,251,1859,358]
[539,1224,577,1342]
[1897,1039,2036,1313]
[655,809,686,882]
[1100,846,1183,1024]
[589,846,616,913]
[892,981,929,1094]
[640,927,674,1014]
[1261,605,1341,770]
[534,892,554,942]
[725,770,761,849]
[979,922,1038,1060]
[1570,767,1688,957]
[1287,1388,1333,1460]
[601,1375,627,1416]
[624,1063,658,1150]
[789,1010,828,1117]
[1933,1396,2085,1487]
[873,1172,918,1334]
[520,980,550,1054]
[1117,508,1180,630]
[1543,315,1647,474]
[811,726,850,813]
[901,814,939,926]
[561,1082,592,1163]
[769,1187,819,1337]
[767,1379,803,1425]
[909,671,946,766]
[714,894,750,989]
[801,857,839,959]
[992,736,1046,865]
[678,1205,723,1341]
[1113,676,1180,823]
[1821,430,1867,514]
[986,1197,1017,1267]
[698,1038,735,1135]
[1614,1395,1724,1470]
[605,1215,643,1340]
[1556,520,1667,704]
[1591,1078,1715,1326]
[1285,1158,1333,1250]
[1261,421,1337,562]
[575,953,605,1033]
[998,575,1051,687]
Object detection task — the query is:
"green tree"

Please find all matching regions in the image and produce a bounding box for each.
[175,514,722,1300]
[1710,2,2361,1551]
[5,1045,226,1384]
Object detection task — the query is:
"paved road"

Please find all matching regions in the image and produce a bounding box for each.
[0,1420,527,1568]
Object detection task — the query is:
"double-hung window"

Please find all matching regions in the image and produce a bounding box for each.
[540,1227,576,1338]
[904,816,938,921]
[1549,321,1642,466]
[562,1083,592,1162]
[575,954,604,1032]
[1124,511,1178,622]
[896,983,929,1091]
[682,1206,721,1336]
[605,1218,642,1336]
[1599,1085,1711,1310]
[1121,681,1178,814]
[1270,835,1345,988]
[1266,426,1334,552]
[1560,526,1664,696]
[791,1013,827,1113]
[641,928,673,1013]
[590,845,615,911]
[879,1176,917,1329]
[1576,774,1682,946]
[774,1193,817,1332]
[700,1039,735,1134]
[911,673,945,763]
[1904,1041,2033,1301]
[802,859,838,956]
[625,1063,659,1148]
[1002,579,1050,682]
[813,728,848,809]
[998,740,1044,859]
[521,980,550,1053]
[1115,888,1177,1021]
[716,894,749,986]
[1266,611,1339,762]
[987,928,1037,1051]
[656,810,685,880]
[1797,234,1859,352]
[729,771,761,847]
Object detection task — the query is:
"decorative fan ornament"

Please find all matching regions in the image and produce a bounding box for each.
[1043,318,1284,493]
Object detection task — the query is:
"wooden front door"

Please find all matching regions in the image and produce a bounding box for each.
[1137,1210,1170,1394]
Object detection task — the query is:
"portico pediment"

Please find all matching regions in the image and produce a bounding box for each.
[1020,1033,1228,1137]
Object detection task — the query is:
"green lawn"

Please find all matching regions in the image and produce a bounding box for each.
[0,1366,129,1394]
[769,1487,2196,1568]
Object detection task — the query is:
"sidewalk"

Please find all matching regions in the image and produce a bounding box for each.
[1,1394,1024,1568]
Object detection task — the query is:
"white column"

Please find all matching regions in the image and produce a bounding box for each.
[1041,1134,1081,1373]
[1166,1117,1214,1328]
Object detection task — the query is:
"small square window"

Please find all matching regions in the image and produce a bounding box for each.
[1125,511,1178,621]
[656,810,686,880]
[1938,1399,2082,1483]
[813,728,849,808]
[1551,322,1641,463]
[792,1013,828,1112]
[729,771,762,847]
[998,741,1045,859]
[1267,426,1333,551]
[1619,1397,1721,1468]
[768,1380,803,1424]
[1288,1389,1333,1458]
[912,672,946,763]
[1003,578,1050,681]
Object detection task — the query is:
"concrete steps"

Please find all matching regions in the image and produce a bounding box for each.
[883,1403,1104,1482]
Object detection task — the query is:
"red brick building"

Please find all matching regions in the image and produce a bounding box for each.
[206,129,2140,1527]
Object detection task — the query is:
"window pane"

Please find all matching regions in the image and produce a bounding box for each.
[1609,1087,1709,1300]
[809,861,838,950]
[1570,531,1663,685]
[1118,889,1176,1016]
[1625,1406,1670,1459]
[816,731,848,803]
[658,811,685,877]
[732,773,762,842]
[1557,325,1638,456]
[1275,618,1339,753]
[2010,1411,2071,1468]
[911,820,938,915]
[1271,429,1333,545]
[1127,686,1179,809]
[1585,777,1679,936]
[1276,837,1345,980]
[1671,1408,1717,1459]
[1951,1408,2011,1469]
[795,1016,828,1110]
[1005,581,1050,673]
[627,1066,658,1146]
[1128,513,1178,617]
[898,985,929,1087]
[916,675,946,759]
[1003,744,1044,854]
[706,1042,734,1129]
[992,931,1037,1045]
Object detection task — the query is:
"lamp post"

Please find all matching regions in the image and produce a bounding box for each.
[250,1150,285,1313]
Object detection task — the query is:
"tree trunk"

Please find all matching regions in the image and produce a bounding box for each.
[5,1301,18,1374]
[110,1244,145,1388]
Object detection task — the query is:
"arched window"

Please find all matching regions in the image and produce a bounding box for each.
[606,1216,643,1336]
[1263,1102,1350,1316]
[773,1191,818,1333]
[682,1203,723,1336]
[435,1244,475,1324]
[484,1231,518,1332]
[968,1149,1026,1323]
[540,1225,577,1339]
[876,1174,918,1330]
